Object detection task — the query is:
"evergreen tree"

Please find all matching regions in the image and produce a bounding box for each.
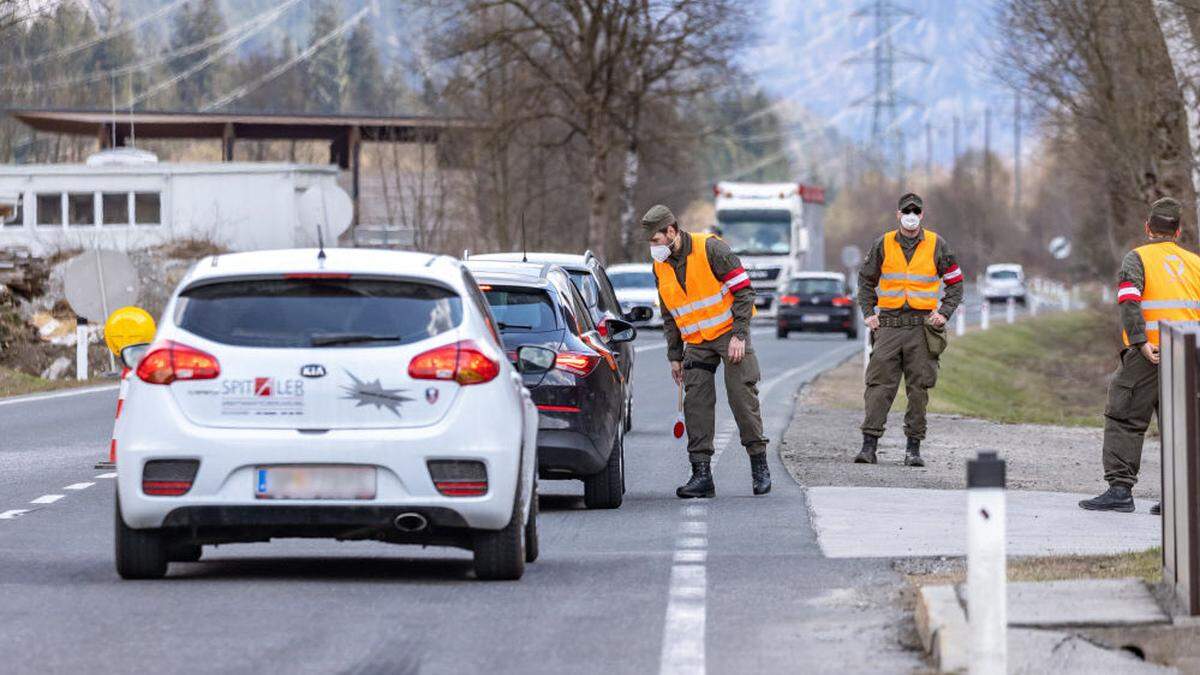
[345,20,381,113]
[168,0,227,109]
[306,0,348,113]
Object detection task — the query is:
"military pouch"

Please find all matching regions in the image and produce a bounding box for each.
[924,321,948,357]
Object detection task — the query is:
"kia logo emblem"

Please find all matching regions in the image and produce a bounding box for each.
[300,364,327,378]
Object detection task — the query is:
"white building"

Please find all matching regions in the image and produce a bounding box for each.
[0,150,351,256]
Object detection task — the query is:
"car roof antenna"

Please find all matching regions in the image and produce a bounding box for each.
[521,211,528,263]
[317,223,327,266]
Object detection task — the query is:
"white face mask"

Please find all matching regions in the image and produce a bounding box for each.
[650,244,672,263]
[899,213,921,231]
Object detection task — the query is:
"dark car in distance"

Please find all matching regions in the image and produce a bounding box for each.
[776,272,858,340]
[465,261,634,509]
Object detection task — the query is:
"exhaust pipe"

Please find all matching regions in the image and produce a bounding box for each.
[394,512,429,532]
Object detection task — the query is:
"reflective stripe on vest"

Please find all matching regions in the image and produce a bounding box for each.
[654,232,735,344]
[1124,241,1200,347]
[877,229,941,311]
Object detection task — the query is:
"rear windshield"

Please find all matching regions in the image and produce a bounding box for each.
[786,278,842,295]
[988,270,1020,280]
[482,286,558,332]
[609,270,656,289]
[175,278,462,348]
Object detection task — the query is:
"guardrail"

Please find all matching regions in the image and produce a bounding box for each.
[1160,321,1200,615]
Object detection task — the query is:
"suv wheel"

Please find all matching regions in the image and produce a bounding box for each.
[524,479,539,563]
[473,498,526,580]
[115,495,168,580]
[584,429,624,509]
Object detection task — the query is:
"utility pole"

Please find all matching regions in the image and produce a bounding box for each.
[1013,92,1022,221]
[848,0,926,179]
[952,115,960,164]
[897,128,907,189]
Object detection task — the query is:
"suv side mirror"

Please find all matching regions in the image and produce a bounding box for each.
[120,343,151,370]
[625,306,653,323]
[515,345,556,374]
[605,318,636,343]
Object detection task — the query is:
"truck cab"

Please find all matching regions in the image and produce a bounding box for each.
[713,182,826,317]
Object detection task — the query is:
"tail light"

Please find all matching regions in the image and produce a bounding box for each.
[136,341,221,385]
[409,340,500,385]
[142,459,199,496]
[597,319,609,338]
[779,295,800,306]
[555,351,600,376]
[428,460,488,497]
[832,296,854,307]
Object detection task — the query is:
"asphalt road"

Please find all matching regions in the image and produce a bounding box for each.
[0,328,919,674]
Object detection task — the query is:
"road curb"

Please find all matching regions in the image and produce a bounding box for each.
[915,584,969,673]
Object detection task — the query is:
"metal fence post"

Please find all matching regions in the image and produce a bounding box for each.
[1005,297,1015,324]
[968,450,1007,675]
[980,301,990,331]
[956,309,966,336]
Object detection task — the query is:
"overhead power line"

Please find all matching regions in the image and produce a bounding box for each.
[202,5,371,112]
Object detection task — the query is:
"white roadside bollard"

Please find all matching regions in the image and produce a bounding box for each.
[1061,288,1070,312]
[1005,297,1015,325]
[968,451,1007,675]
[1029,295,1038,317]
[956,309,966,337]
[75,317,88,381]
[980,301,990,331]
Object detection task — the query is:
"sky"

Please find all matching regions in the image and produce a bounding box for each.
[744,0,1025,178]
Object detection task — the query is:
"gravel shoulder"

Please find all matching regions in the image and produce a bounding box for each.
[782,356,1162,499]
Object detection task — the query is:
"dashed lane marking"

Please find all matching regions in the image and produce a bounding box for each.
[96,472,117,479]
[0,509,29,520]
[0,384,119,407]
[660,503,709,675]
[63,482,95,490]
[30,495,64,504]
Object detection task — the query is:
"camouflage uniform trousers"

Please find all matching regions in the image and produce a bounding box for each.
[682,331,768,463]
[861,324,939,440]
[1102,347,1159,488]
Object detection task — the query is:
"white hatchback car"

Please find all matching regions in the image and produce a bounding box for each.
[113,249,549,581]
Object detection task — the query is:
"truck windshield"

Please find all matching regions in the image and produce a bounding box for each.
[716,212,791,256]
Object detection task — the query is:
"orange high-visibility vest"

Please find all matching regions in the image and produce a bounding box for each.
[877,229,941,311]
[654,233,747,344]
[1123,241,1200,347]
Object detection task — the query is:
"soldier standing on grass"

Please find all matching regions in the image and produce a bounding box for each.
[854,193,964,466]
[644,205,771,498]
[1079,198,1200,514]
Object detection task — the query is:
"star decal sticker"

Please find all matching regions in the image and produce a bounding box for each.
[339,370,413,417]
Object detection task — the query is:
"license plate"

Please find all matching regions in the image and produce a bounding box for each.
[802,314,829,323]
[255,465,377,500]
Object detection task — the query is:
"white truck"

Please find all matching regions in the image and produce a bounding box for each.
[712,181,827,316]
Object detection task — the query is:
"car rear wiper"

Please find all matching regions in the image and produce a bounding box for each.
[497,322,533,330]
[310,333,404,346]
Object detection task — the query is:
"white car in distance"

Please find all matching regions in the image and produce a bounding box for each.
[981,263,1028,305]
[113,249,548,581]
[606,262,663,327]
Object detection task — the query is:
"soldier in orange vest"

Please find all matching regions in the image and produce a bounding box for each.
[1080,197,1200,513]
[643,205,769,498]
[855,193,964,466]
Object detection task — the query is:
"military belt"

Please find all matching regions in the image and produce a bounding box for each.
[877,314,929,328]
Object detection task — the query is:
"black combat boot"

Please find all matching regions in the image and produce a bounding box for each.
[904,437,925,467]
[750,453,772,496]
[676,461,715,499]
[854,434,878,464]
[1078,485,1134,513]
[1151,502,1162,516]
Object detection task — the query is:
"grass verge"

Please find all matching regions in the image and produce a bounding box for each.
[806,309,1121,427]
[0,365,98,398]
[903,548,1162,590]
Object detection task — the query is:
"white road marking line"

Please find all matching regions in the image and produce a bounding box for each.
[0,384,119,407]
[63,482,95,490]
[683,504,707,518]
[679,521,707,535]
[635,327,773,353]
[0,509,30,520]
[30,494,64,504]
[676,536,706,549]
[95,472,118,479]
[674,549,707,563]
[661,504,710,675]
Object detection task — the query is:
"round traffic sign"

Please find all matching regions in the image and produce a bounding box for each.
[298,183,354,243]
[841,245,863,268]
[1048,236,1072,260]
[104,306,157,355]
[62,250,140,323]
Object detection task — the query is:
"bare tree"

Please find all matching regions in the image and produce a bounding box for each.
[437,0,747,260]
[1152,0,1200,242]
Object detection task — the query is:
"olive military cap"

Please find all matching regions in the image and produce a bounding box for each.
[898,193,923,211]
[1150,197,1182,223]
[642,204,677,235]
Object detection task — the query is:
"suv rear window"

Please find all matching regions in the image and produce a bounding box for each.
[786,278,842,295]
[175,278,462,348]
[482,286,558,332]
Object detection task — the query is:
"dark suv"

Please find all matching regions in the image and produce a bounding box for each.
[470,252,650,431]
[776,272,858,339]
[466,261,634,509]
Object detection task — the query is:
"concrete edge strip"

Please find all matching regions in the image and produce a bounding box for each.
[916,584,970,672]
[0,384,120,407]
